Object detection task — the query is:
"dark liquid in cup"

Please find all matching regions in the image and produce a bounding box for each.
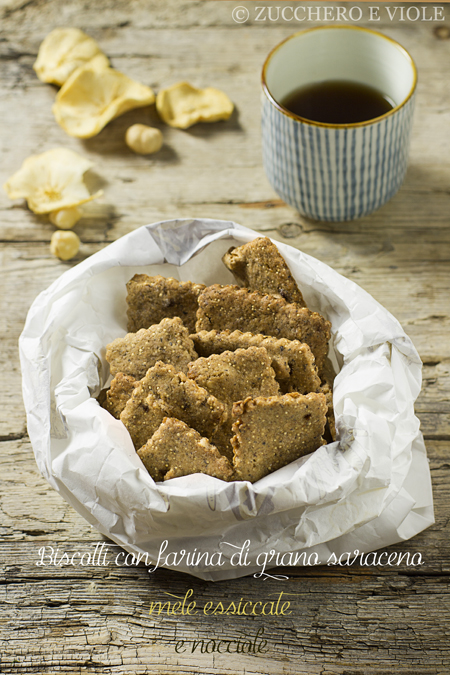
[281,80,395,124]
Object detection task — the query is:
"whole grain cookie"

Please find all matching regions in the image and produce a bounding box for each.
[195,285,330,372]
[120,361,226,450]
[137,418,234,482]
[223,236,305,305]
[231,392,327,482]
[187,346,279,408]
[103,372,137,419]
[140,361,227,440]
[106,317,197,379]
[188,346,280,459]
[191,329,320,394]
[126,274,205,333]
[120,392,166,451]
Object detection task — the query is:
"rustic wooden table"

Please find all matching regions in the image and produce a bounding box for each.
[1,1,449,673]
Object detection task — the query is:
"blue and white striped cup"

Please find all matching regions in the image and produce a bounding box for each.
[261,27,417,221]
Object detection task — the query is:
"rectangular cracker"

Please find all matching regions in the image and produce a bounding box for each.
[187,346,279,409]
[126,274,205,334]
[139,361,227,440]
[191,329,321,394]
[103,373,137,419]
[120,361,226,450]
[120,391,166,451]
[137,418,234,482]
[196,285,331,372]
[231,392,327,483]
[188,346,280,459]
[106,317,197,379]
[222,236,306,306]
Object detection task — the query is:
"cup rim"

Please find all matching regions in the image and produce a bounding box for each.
[261,25,418,129]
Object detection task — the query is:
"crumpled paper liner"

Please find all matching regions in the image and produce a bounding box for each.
[19,219,434,580]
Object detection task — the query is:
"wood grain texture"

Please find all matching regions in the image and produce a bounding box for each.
[0,1,449,673]
[0,435,449,674]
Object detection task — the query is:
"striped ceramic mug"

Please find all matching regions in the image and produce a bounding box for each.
[261,27,417,222]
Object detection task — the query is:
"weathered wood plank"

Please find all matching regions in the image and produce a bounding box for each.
[1,437,447,672]
[2,183,450,244]
[1,6,450,245]
[1,438,448,561]
[1,1,449,672]
[1,554,450,673]
[0,576,449,674]
[1,241,449,437]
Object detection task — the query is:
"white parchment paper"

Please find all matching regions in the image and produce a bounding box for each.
[19,219,434,580]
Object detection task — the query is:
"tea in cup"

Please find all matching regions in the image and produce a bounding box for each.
[261,27,417,221]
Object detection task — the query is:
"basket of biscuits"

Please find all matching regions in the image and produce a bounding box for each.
[19,219,433,580]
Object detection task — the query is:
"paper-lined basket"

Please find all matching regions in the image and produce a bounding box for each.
[19,219,434,580]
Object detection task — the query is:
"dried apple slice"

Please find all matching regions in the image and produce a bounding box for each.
[3,148,102,214]
[33,27,109,86]
[156,81,233,129]
[53,64,155,138]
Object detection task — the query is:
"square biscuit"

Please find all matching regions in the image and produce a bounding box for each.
[139,361,227,440]
[126,274,205,334]
[187,346,280,409]
[191,329,320,394]
[188,346,280,459]
[195,285,331,372]
[106,317,197,380]
[222,236,305,306]
[138,418,234,482]
[103,373,137,419]
[231,392,327,483]
[120,391,166,451]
